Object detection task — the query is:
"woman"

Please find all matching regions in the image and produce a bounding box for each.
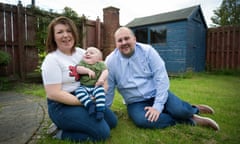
[41,16,117,142]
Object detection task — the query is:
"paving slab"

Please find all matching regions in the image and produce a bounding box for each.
[0,91,46,144]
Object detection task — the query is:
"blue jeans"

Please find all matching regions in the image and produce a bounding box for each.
[47,99,117,142]
[127,91,198,129]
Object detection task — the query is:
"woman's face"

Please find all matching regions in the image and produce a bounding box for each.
[54,23,74,55]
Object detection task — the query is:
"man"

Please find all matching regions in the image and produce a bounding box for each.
[105,26,219,130]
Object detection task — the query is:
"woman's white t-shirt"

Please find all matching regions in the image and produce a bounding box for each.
[41,47,85,92]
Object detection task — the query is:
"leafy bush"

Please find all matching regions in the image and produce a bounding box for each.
[0,77,12,91]
[0,50,11,66]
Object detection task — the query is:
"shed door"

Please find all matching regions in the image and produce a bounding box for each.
[193,22,203,71]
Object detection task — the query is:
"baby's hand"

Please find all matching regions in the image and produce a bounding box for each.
[87,69,96,79]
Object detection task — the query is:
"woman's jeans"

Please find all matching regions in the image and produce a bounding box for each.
[127,91,198,129]
[47,99,117,142]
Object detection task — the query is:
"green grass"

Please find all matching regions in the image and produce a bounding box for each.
[13,73,240,144]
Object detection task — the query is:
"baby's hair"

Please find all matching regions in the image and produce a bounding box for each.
[86,47,103,60]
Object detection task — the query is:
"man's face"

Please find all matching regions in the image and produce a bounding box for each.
[115,28,136,57]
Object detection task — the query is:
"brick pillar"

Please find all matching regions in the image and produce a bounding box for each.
[103,6,120,59]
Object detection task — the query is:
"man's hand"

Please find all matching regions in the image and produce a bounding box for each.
[144,106,160,122]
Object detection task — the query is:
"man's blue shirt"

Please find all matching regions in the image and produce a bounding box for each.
[105,43,169,113]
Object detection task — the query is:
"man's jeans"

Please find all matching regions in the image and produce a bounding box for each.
[127,91,198,129]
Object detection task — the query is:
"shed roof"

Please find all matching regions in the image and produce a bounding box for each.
[126,5,204,27]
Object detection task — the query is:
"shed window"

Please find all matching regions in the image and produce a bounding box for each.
[150,26,166,44]
[134,28,148,43]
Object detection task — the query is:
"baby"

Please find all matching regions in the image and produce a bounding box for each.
[69,47,107,120]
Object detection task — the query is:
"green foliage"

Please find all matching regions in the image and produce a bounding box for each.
[30,7,59,73]
[63,7,80,24]
[0,50,11,66]
[211,0,240,26]
[35,51,47,73]
[0,50,13,90]
[0,77,12,91]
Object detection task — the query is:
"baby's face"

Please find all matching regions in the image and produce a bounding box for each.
[83,48,101,64]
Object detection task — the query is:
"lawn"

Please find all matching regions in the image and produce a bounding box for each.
[13,72,240,144]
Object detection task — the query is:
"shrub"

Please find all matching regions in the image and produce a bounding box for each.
[0,77,11,91]
[0,50,11,66]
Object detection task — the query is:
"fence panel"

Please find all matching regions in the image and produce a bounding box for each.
[206,26,240,71]
[0,3,19,77]
[25,11,38,74]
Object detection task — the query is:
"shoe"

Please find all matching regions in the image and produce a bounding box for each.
[88,103,96,115]
[193,104,215,114]
[96,111,104,120]
[52,130,63,140]
[192,114,220,131]
[47,123,58,136]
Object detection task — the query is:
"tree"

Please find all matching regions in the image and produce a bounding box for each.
[62,7,84,26]
[211,0,240,26]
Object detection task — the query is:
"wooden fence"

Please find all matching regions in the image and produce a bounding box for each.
[0,2,119,82]
[0,2,38,81]
[206,26,240,71]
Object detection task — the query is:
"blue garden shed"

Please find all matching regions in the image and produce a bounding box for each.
[126,5,207,74]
